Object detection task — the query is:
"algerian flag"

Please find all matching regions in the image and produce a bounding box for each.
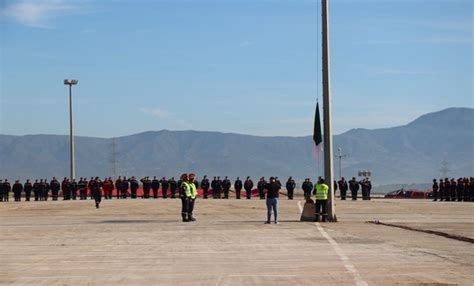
[313,102,322,146]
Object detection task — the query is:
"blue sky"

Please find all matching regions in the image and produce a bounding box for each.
[1,0,473,138]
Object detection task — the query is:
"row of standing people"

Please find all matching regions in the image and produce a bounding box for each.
[0,176,288,201]
[432,178,474,202]
[0,176,371,202]
[301,177,373,201]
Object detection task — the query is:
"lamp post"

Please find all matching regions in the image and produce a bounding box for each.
[335,147,346,179]
[64,79,78,180]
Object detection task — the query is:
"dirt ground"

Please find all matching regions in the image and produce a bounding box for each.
[0,198,473,285]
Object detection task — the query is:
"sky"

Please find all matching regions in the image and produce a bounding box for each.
[1,0,473,138]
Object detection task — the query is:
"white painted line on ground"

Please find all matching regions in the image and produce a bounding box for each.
[298,201,368,286]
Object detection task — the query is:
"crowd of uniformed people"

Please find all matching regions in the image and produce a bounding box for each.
[0,175,373,203]
[431,177,474,202]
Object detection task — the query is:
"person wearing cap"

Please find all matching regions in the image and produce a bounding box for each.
[314,178,329,222]
[179,174,189,222]
[264,177,280,224]
[200,175,210,199]
[349,177,359,200]
[244,176,253,199]
[91,177,103,208]
[161,177,169,199]
[129,177,139,199]
[286,177,295,200]
[432,179,439,201]
[222,176,231,199]
[13,180,23,202]
[24,179,32,201]
[184,173,198,222]
[257,177,266,200]
[234,177,242,199]
[3,179,11,202]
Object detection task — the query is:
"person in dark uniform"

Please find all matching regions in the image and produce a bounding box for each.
[91,177,103,208]
[366,178,372,200]
[439,178,445,201]
[456,178,464,202]
[77,178,86,200]
[302,178,313,200]
[432,179,439,201]
[360,179,368,200]
[443,178,451,201]
[32,179,39,201]
[469,177,474,202]
[450,178,457,201]
[3,179,11,202]
[161,177,169,199]
[285,177,295,200]
[44,179,50,201]
[0,180,3,202]
[275,177,282,188]
[115,176,122,199]
[338,177,348,200]
[141,177,151,199]
[211,176,218,199]
[217,176,224,199]
[61,178,69,200]
[129,177,139,199]
[151,176,160,199]
[257,177,266,200]
[234,177,243,199]
[222,176,231,199]
[463,177,470,202]
[24,179,32,201]
[13,180,23,201]
[169,177,177,199]
[214,177,223,199]
[201,176,210,199]
[244,176,253,199]
[178,174,189,222]
[349,177,359,200]
[69,179,77,200]
[50,177,60,201]
[121,177,129,198]
[38,179,46,201]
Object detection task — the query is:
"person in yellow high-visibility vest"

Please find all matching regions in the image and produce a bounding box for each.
[314,178,329,222]
[178,173,189,222]
[184,173,198,222]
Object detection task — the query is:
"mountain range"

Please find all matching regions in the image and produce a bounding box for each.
[0,108,472,185]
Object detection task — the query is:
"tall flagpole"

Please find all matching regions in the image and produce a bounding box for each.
[322,0,336,222]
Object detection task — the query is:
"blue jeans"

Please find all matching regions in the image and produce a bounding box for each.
[266,198,279,222]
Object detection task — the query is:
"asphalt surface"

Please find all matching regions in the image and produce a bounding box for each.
[0,198,473,285]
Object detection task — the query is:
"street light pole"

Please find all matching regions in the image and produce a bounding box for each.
[64,79,78,181]
[322,0,336,222]
[335,147,346,179]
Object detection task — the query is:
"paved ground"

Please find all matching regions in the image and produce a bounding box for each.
[0,198,473,285]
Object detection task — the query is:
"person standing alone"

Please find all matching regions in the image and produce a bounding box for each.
[264,177,280,224]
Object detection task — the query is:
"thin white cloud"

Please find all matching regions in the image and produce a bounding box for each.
[140,107,173,119]
[239,40,252,47]
[140,107,192,129]
[377,69,436,76]
[1,0,81,28]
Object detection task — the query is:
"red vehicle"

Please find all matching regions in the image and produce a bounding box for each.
[384,189,430,199]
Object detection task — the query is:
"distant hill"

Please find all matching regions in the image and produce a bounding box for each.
[0,108,472,185]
